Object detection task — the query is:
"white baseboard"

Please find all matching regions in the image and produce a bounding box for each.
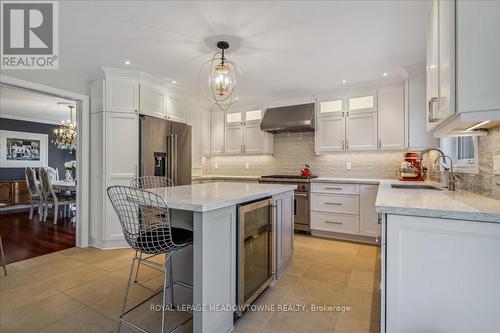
[90,238,131,249]
[310,230,378,245]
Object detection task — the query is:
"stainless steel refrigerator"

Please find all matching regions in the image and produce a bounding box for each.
[139,115,192,185]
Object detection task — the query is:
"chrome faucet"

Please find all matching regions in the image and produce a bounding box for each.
[417,147,462,191]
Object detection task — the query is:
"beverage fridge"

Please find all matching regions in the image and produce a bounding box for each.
[139,115,192,185]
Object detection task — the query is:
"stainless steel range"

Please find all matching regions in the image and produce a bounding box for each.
[259,175,318,232]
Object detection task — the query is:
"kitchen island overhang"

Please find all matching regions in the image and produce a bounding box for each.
[147,182,296,333]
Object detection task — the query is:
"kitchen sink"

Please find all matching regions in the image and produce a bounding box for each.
[391,184,442,190]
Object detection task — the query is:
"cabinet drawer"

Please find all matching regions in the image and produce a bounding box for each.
[311,194,359,214]
[311,183,359,195]
[311,212,359,234]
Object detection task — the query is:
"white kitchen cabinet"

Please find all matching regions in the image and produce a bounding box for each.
[202,111,211,156]
[346,112,377,151]
[347,91,377,114]
[383,214,500,332]
[104,112,139,241]
[166,95,190,124]
[319,98,344,115]
[223,110,272,155]
[105,78,139,113]
[359,185,379,237]
[211,111,225,155]
[378,86,405,150]
[274,191,294,279]
[436,0,455,123]
[244,122,272,154]
[407,74,438,149]
[139,83,165,119]
[456,0,500,114]
[426,1,499,133]
[316,113,345,152]
[225,123,244,154]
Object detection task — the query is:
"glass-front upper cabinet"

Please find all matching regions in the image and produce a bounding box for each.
[347,91,377,113]
[319,98,344,116]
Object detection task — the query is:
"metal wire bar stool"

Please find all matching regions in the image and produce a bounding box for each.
[130,176,175,285]
[130,176,174,190]
[107,186,193,333]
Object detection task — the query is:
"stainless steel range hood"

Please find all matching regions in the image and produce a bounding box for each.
[260,103,315,134]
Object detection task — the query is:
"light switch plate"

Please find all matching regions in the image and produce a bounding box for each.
[214,163,219,169]
[245,162,249,169]
[494,155,500,175]
[346,162,352,170]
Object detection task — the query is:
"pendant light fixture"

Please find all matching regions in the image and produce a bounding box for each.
[200,41,243,111]
[52,103,77,151]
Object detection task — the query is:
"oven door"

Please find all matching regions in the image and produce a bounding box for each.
[294,192,310,231]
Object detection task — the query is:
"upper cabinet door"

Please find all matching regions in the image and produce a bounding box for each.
[202,111,211,156]
[319,98,344,117]
[166,95,190,123]
[191,110,202,169]
[244,109,263,123]
[105,78,139,113]
[346,112,377,151]
[347,92,377,114]
[378,86,405,150]
[225,123,244,154]
[225,111,243,126]
[456,0,500,114]
[436,0,455,123]
[316,113,346,152]
[139,84,165,119]
[244,122,270,154]
[210,111,225,155]
[426,0,439,131]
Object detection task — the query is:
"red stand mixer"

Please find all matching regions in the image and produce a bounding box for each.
[399,152,425,181]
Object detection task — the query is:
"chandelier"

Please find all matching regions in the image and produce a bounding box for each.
[200,41,243,111]
[52,104,77,151]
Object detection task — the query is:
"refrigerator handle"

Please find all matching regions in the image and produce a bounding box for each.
[172,134,178,185]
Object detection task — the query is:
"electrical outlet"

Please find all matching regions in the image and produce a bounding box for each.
[346,162,352,170]
[494,155,500,175]
[214,163,219,169]
[245,162,250,169]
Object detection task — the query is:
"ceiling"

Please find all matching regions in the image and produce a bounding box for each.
[3,1,428,104]
[0,85,76,124]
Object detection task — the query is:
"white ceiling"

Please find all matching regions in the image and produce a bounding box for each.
[0,85,76,124]
[3,1,428,104]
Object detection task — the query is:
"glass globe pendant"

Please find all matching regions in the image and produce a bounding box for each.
[200,41,242,111]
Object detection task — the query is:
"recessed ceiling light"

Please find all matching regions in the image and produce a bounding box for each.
[341,79,347,84]
[382,72,388,77]
[171,80,176,84]
[124,60,131,65]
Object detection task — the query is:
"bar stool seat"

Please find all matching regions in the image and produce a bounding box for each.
[136,227,193,254]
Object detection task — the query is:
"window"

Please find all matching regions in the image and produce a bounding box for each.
[453,136,478,172]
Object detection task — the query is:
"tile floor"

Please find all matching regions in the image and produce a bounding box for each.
[0,235,380,333]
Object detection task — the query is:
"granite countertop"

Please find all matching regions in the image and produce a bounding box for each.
[375,180,500,223]
[148,182,296,212]
[311,177,383,184]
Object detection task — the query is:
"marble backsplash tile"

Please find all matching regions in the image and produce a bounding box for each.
[202,132,407,179]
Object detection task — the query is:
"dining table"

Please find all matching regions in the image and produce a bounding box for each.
[51,180,76,191]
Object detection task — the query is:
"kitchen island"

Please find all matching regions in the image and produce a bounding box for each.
[147,182,296,333]
[375,180,500,333]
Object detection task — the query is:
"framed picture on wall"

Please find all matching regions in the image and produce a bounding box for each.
[0,130,48,168]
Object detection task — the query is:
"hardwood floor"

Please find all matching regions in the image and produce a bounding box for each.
[0,208,76,264]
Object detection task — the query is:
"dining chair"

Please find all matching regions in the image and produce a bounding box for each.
[107,185,192,333]
[46,166,59,181]
[130,176,174,284]
[25,167,43,220]
[0,234,6,276]
[39,168,76,224]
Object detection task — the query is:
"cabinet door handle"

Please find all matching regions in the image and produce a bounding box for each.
[346,140,349,150]
[428,97,439,122]
[325,220,343,225]
[325,187,342,190]
[378,139,382,149]
[325,202,342,205]
[342,140,345,150]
